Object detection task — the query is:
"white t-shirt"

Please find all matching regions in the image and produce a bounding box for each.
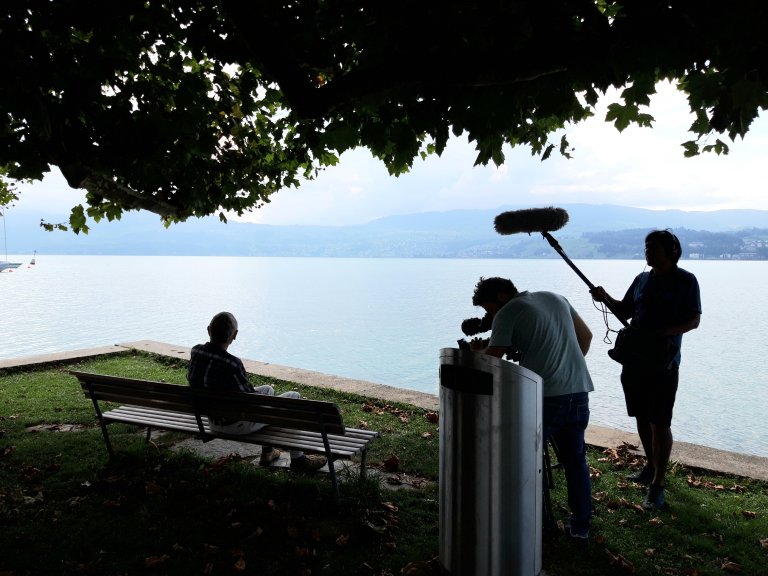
[489,291,594,397]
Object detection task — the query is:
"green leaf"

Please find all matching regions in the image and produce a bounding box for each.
[69,205,89,235]
[682,141,699,158]
[702,139,729,156]
[622,76,656,106]
[605,103,634,132]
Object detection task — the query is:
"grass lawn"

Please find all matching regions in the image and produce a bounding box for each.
[1,351,766,575]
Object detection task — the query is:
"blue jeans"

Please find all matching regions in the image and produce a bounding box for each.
[543,392,592,532]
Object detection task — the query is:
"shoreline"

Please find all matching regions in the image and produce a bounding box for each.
[3,339,767,482]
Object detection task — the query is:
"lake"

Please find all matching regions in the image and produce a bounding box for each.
[1,255,766,458]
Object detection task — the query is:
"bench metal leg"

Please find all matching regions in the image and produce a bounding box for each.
[98,421,114,458]
[320,432,340,503]
[89,397,114,458]
[359,449,368,478]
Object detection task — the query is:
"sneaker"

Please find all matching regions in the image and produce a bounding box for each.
[290,454,327,472]
[643,483,666,510]
[626,465,655,484]
[259,448,282,466]
[564,519,590,540]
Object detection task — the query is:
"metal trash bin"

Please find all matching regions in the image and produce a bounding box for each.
[439,348,542,576]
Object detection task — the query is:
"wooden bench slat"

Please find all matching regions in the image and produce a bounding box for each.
[104,406,370,457]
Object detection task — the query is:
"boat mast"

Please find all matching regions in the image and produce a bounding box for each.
[1,208,7,262]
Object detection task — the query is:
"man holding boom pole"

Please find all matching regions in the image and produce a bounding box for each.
[591,230,701,511]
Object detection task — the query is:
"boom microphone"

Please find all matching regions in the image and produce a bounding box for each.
[493,206,629,327]
[494,206,569,235]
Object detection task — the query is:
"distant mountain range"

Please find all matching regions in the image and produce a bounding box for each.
[4,204,768,259]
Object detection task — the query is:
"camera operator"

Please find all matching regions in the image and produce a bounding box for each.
[467,276,594,540]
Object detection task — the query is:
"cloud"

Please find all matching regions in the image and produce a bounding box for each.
[244,82,768,224]
[12,169,86,215]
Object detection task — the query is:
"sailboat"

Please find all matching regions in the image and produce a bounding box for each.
[29,250,37,266]
[1,208,22,272]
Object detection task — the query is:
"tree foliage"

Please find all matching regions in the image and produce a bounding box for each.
[2,0,767,231]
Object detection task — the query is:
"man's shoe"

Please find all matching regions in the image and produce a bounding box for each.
[564,520,590,541]
[643,483,666,510]
[626,465,655,484]
[290,454,327,472]
[259,448,282,466]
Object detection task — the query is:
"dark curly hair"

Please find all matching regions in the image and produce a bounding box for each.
[472,277,519,306]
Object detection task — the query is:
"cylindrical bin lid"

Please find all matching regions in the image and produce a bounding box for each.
[439,348,542,576]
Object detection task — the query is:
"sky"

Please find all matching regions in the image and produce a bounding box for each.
[11,82,768,226]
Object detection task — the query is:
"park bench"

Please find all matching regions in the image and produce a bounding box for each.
[72,370,380,501]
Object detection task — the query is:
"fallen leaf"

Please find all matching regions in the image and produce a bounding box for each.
[644,548,655,556]
[145,481,164,495]
[145,554,170,568]
[721,560,743,572]
[421,432,432,439]
[22,492,43,505]
[383,454,400,472]
[382,502,399,512]
[605,549,634,572]
[365,520,387,535]
[358,420,369,429]
[741,510,757,519]
[335,534,349,547]
[22,467,41,482]
[400,560,434,575]
[233,557,246,571]
[425,412,439,423]
[759,537,768,549]
[648,517,664,526]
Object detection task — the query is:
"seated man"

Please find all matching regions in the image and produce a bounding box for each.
[187,311,327,472]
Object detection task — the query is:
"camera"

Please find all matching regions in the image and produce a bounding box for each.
[461,313,493,337]
[458,314,491,352]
